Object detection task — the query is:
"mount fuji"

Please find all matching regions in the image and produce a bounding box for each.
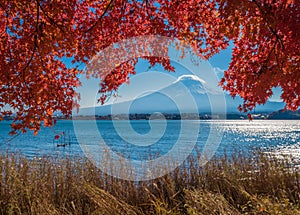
[77,75,285,116]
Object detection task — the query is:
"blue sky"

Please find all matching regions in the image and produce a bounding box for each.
[77,45,224,108]
[75,44,282,108]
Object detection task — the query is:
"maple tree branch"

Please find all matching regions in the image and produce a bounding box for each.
[257,40,277,76]
[37,1,65,33]
[22,1,40,74]
[20,0,41,104]
[34,0,40,48]
[0,2,6,13]
[268,26,285,50]
[0,3,12,38]
[0,5,5,16]
[252,0,285,50]
[84,0,114,33]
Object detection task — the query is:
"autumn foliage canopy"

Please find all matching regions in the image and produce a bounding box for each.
[0,0,299,134]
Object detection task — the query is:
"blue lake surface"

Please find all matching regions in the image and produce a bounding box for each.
[0,120,299,163]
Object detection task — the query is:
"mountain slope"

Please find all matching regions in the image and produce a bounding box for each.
[77,75,285,116]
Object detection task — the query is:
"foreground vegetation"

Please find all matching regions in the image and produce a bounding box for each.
[0,151,299,214]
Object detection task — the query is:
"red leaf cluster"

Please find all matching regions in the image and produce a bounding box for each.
[0,0,298,133]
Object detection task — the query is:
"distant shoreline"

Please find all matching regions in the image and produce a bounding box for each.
[2,109,299,121]
[70,111,300,120]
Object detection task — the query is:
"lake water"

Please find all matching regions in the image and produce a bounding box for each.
[0,120,299,163]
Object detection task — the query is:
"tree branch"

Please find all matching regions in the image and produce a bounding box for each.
[84,0,114,33]
[37,1,65,33]
[22,0,40,72]
[20,0,41,103]
[256,40,277,76]
[0,2,6,12]
[252,0,285,50]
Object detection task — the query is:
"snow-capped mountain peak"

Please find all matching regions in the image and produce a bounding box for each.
[169,75,208,95]
[173,75,206,85]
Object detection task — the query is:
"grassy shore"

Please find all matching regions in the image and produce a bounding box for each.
[0,151,299,214]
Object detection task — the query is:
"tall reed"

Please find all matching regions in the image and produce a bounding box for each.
[0,150,299,214]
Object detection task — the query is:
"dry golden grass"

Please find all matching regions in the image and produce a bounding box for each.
[0,150,299,214]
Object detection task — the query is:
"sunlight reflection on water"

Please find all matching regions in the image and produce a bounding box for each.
[0,120,299,165]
